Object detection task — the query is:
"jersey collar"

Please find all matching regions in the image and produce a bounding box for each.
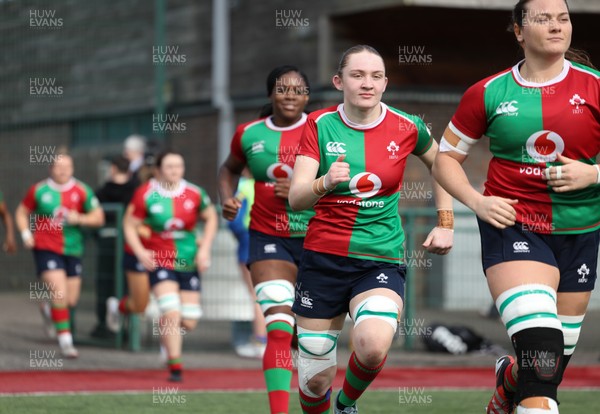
[151,178,187,198]
[265,112,307,131]
[338,102,387,130]
[46,178,76,192]
[512,58,570,87]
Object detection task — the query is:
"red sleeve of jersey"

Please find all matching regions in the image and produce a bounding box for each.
[450,81,488,140]
[230,124,247,163]
[21,184,37,211]
[297,115,320,162]
[129,185,147,220]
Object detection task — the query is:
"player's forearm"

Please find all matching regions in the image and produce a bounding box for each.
[432,152,483,212]
[15,204,30,233]
[124,218,146,257]
[288,179,321,211]
[199,207,219,249]
[77,208,105,227]
[217,164,240,204]
[1,210,16,242]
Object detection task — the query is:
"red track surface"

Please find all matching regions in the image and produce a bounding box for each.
[2,366,599,395]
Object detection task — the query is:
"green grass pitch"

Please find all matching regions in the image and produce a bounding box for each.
[1,390,596,413]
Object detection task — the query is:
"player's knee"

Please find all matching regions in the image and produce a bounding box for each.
[180,303,202,331]
[351,295,399,332]
[352,334,388,367]
[157,293,181,316]
[306,368,335,397]
[129,297,149,314]
[255,280,294,315]
[180,319,197,331]
[496,284,563,404]
[297,327,340,397]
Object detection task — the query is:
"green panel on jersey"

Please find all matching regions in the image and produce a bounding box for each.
[485,76,544,164]
[242,121,282,183]
[349,193,403,262]
[549,172,600,233]
[145,194,174,233]
[173,232,198,271]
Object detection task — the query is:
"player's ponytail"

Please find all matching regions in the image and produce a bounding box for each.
[509,0,596,69]
[260,65,310,118]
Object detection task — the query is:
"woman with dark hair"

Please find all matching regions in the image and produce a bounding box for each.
[125,150,218,382]
[218,65,313,414]
[289,45,453,414]
[433,1,600,413]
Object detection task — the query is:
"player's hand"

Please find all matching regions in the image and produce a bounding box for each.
[195,247,211,273]
[65,210,80,225]
[21,230,35,249]
[3,237,17,254]
[473,195,518,229]
[137,224,151,239]
[324,155,351,190]
[274,178,291,199]
[221,197,242,221]
[137,249,155,272]
[422,227,453,255]
[543,154,598,192]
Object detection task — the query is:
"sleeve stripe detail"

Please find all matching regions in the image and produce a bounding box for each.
[570,64,600,80]
[243,118,266,132]
[483,69,511,88]
[315,109,337,123]
[448,122,479,144]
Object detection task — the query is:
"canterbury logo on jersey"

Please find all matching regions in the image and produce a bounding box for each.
[512,241,530,253]
[495,101,519,116]
[325,141,346,155]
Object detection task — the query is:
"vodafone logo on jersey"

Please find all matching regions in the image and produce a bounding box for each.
[349,172,382,198]
[164,218,185,231]
[266,163,293,180]
[526,130,564,162]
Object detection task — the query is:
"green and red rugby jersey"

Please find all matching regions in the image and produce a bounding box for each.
[129,179,211,272]
[298,103,433,264]
[22,178,100,257]
[231,113,314,237]
[451,59,600,234]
